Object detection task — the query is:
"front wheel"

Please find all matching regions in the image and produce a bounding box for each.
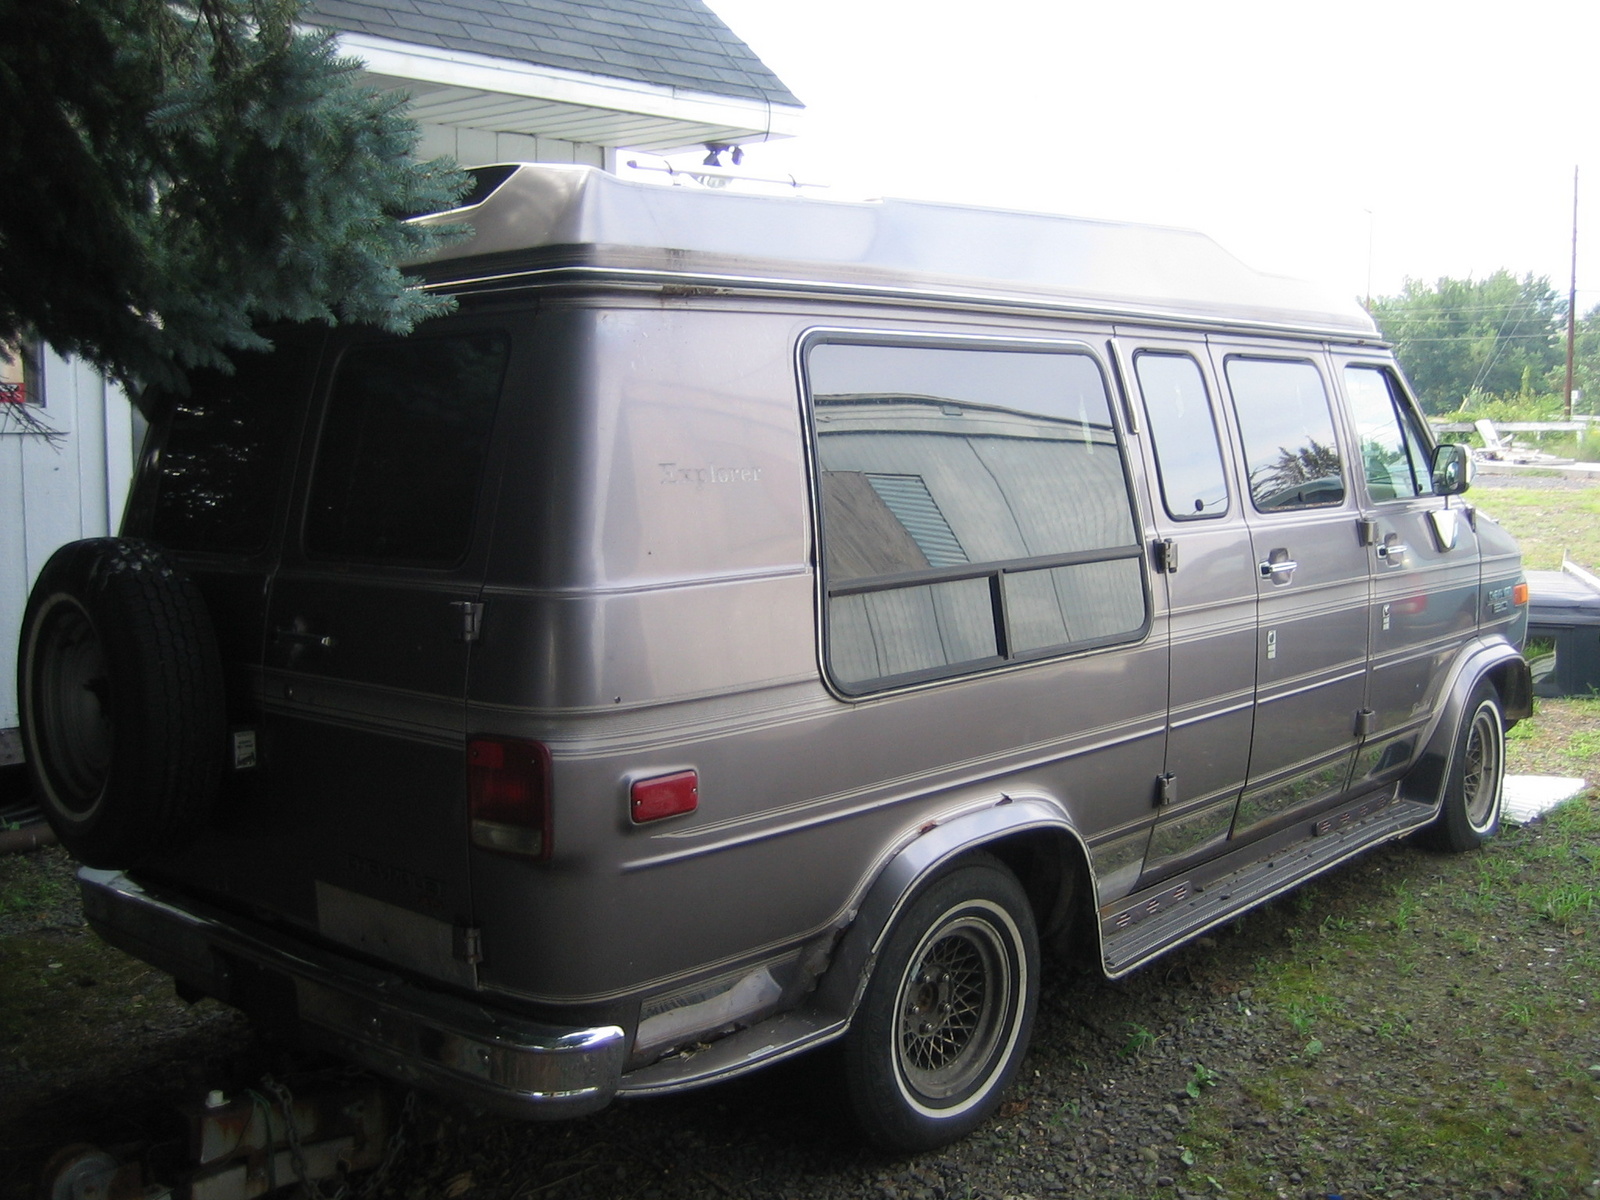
[842,854,1039,1152]
[1421,680,1506,852]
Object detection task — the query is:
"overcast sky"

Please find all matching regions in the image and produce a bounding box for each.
[690,0,1600,311]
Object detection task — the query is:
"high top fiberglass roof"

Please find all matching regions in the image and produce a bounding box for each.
[412,164,1376,338]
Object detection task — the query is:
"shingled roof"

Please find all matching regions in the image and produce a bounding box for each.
[302,0,802,108]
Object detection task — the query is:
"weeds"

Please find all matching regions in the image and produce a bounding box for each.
[1185,1063,1220,1098]
[1120,1023,1159,1058]
[1527,882,1599,928]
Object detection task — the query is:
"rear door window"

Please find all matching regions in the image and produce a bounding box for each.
[1134,351,1230,520]
[304,332,509,567]
[149,337,319,554]
[807,338,1147,692]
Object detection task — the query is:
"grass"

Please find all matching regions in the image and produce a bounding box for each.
[1174,740,1600,1198]
[1472,485,1600,570]
[0,854,77,919]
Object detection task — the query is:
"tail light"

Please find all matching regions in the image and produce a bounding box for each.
[468,737,552,859]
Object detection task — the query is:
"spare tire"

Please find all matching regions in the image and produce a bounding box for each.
[17,538,225,867]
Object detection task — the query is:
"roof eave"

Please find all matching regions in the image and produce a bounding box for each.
[326,30,804,153]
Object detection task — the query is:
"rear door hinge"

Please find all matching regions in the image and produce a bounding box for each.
[1154,538,1179,574]
[452,601,484,644]
[1156,773,1178,807]
[1357,517,1379,546]
[454,925,484,965]
[1355,708,1375,739]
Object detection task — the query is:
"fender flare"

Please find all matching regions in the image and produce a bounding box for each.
[1401,636,1531,813]
[807,795,1093,1026]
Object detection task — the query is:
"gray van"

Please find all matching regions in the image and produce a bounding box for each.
[17,164,1531,1151]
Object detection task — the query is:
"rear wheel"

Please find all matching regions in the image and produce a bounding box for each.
[1421,680,1505,852]
[842,854,1039,1152]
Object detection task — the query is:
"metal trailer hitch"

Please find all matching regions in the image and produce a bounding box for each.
[41,1077,409,1200]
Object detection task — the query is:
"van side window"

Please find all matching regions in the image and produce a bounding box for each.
[149,340,314,554]
[1343,365,1436,502]
[304,332,509,567]
[1133,352,1229,519]
[1225,358,1345,511]
[808,340,1148,692]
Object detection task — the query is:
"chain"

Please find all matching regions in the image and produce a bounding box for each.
[262,1076,415,1200]
[265,1077,329,1199]
[353,1088,416,1200]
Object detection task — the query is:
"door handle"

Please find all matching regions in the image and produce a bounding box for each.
[1376,540,1408,567]
[1259,557,1299,581]
[274,627,337,649]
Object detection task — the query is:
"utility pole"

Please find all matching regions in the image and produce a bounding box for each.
[1566,166,1578,421]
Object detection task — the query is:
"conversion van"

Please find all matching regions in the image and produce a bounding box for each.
[17,164,1531,1151]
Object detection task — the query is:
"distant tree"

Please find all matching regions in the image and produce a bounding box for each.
[1572,304,1600,416]
[1371,272,1565,413]
[0,0,467,392]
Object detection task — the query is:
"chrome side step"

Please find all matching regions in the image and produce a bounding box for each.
[1100,792,1435,978]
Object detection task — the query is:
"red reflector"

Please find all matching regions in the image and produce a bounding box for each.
[468,737,551,859]
[631,770,699,823]
[1513,582,1530,606]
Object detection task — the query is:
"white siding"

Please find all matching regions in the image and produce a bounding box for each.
[1,351,137,741]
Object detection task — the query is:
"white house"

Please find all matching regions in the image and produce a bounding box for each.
[0,0,801,768]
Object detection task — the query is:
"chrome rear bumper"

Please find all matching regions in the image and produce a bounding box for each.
[78,868,627,1118]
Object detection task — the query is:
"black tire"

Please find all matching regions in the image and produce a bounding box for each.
[842,854,1039,1152]
[17,538,225,867]
[1420,680,1505,853]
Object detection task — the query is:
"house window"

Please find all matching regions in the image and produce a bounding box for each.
[0,338,44,406]
[808,338,1148,693]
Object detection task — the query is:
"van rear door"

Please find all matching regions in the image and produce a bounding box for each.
[257,319,513,984]
[1117,337,1255,883]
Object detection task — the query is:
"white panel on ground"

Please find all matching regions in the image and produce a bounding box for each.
[1502,775,1589,824]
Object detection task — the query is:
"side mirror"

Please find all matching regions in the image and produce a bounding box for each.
[1431,443,1473,496]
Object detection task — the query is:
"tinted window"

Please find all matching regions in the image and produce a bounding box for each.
[809,341,1146,692]
[1134,352,1229,519]
[1344,366,1436,501]
[304,332,509,566]
[1225,358,1345,511]
[150,340,315,553]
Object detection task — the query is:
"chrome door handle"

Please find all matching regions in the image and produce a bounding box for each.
[274,628,337,649]
[1259,558,1299,580]
[1376,541,1408,566]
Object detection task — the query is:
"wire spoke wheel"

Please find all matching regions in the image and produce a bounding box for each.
[1421,679,1506,853]
[1461,701,1503,832]
[842,854,1040,1152]
[896,915,1009,1100]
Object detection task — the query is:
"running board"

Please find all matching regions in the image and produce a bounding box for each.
[1100,793,1435,977]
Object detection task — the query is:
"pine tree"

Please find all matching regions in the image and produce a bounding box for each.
[0,0,468,391]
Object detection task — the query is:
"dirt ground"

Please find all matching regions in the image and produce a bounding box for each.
[3,692,1598,1200]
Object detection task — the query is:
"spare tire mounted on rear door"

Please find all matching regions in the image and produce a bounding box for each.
[18,538,226,867]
